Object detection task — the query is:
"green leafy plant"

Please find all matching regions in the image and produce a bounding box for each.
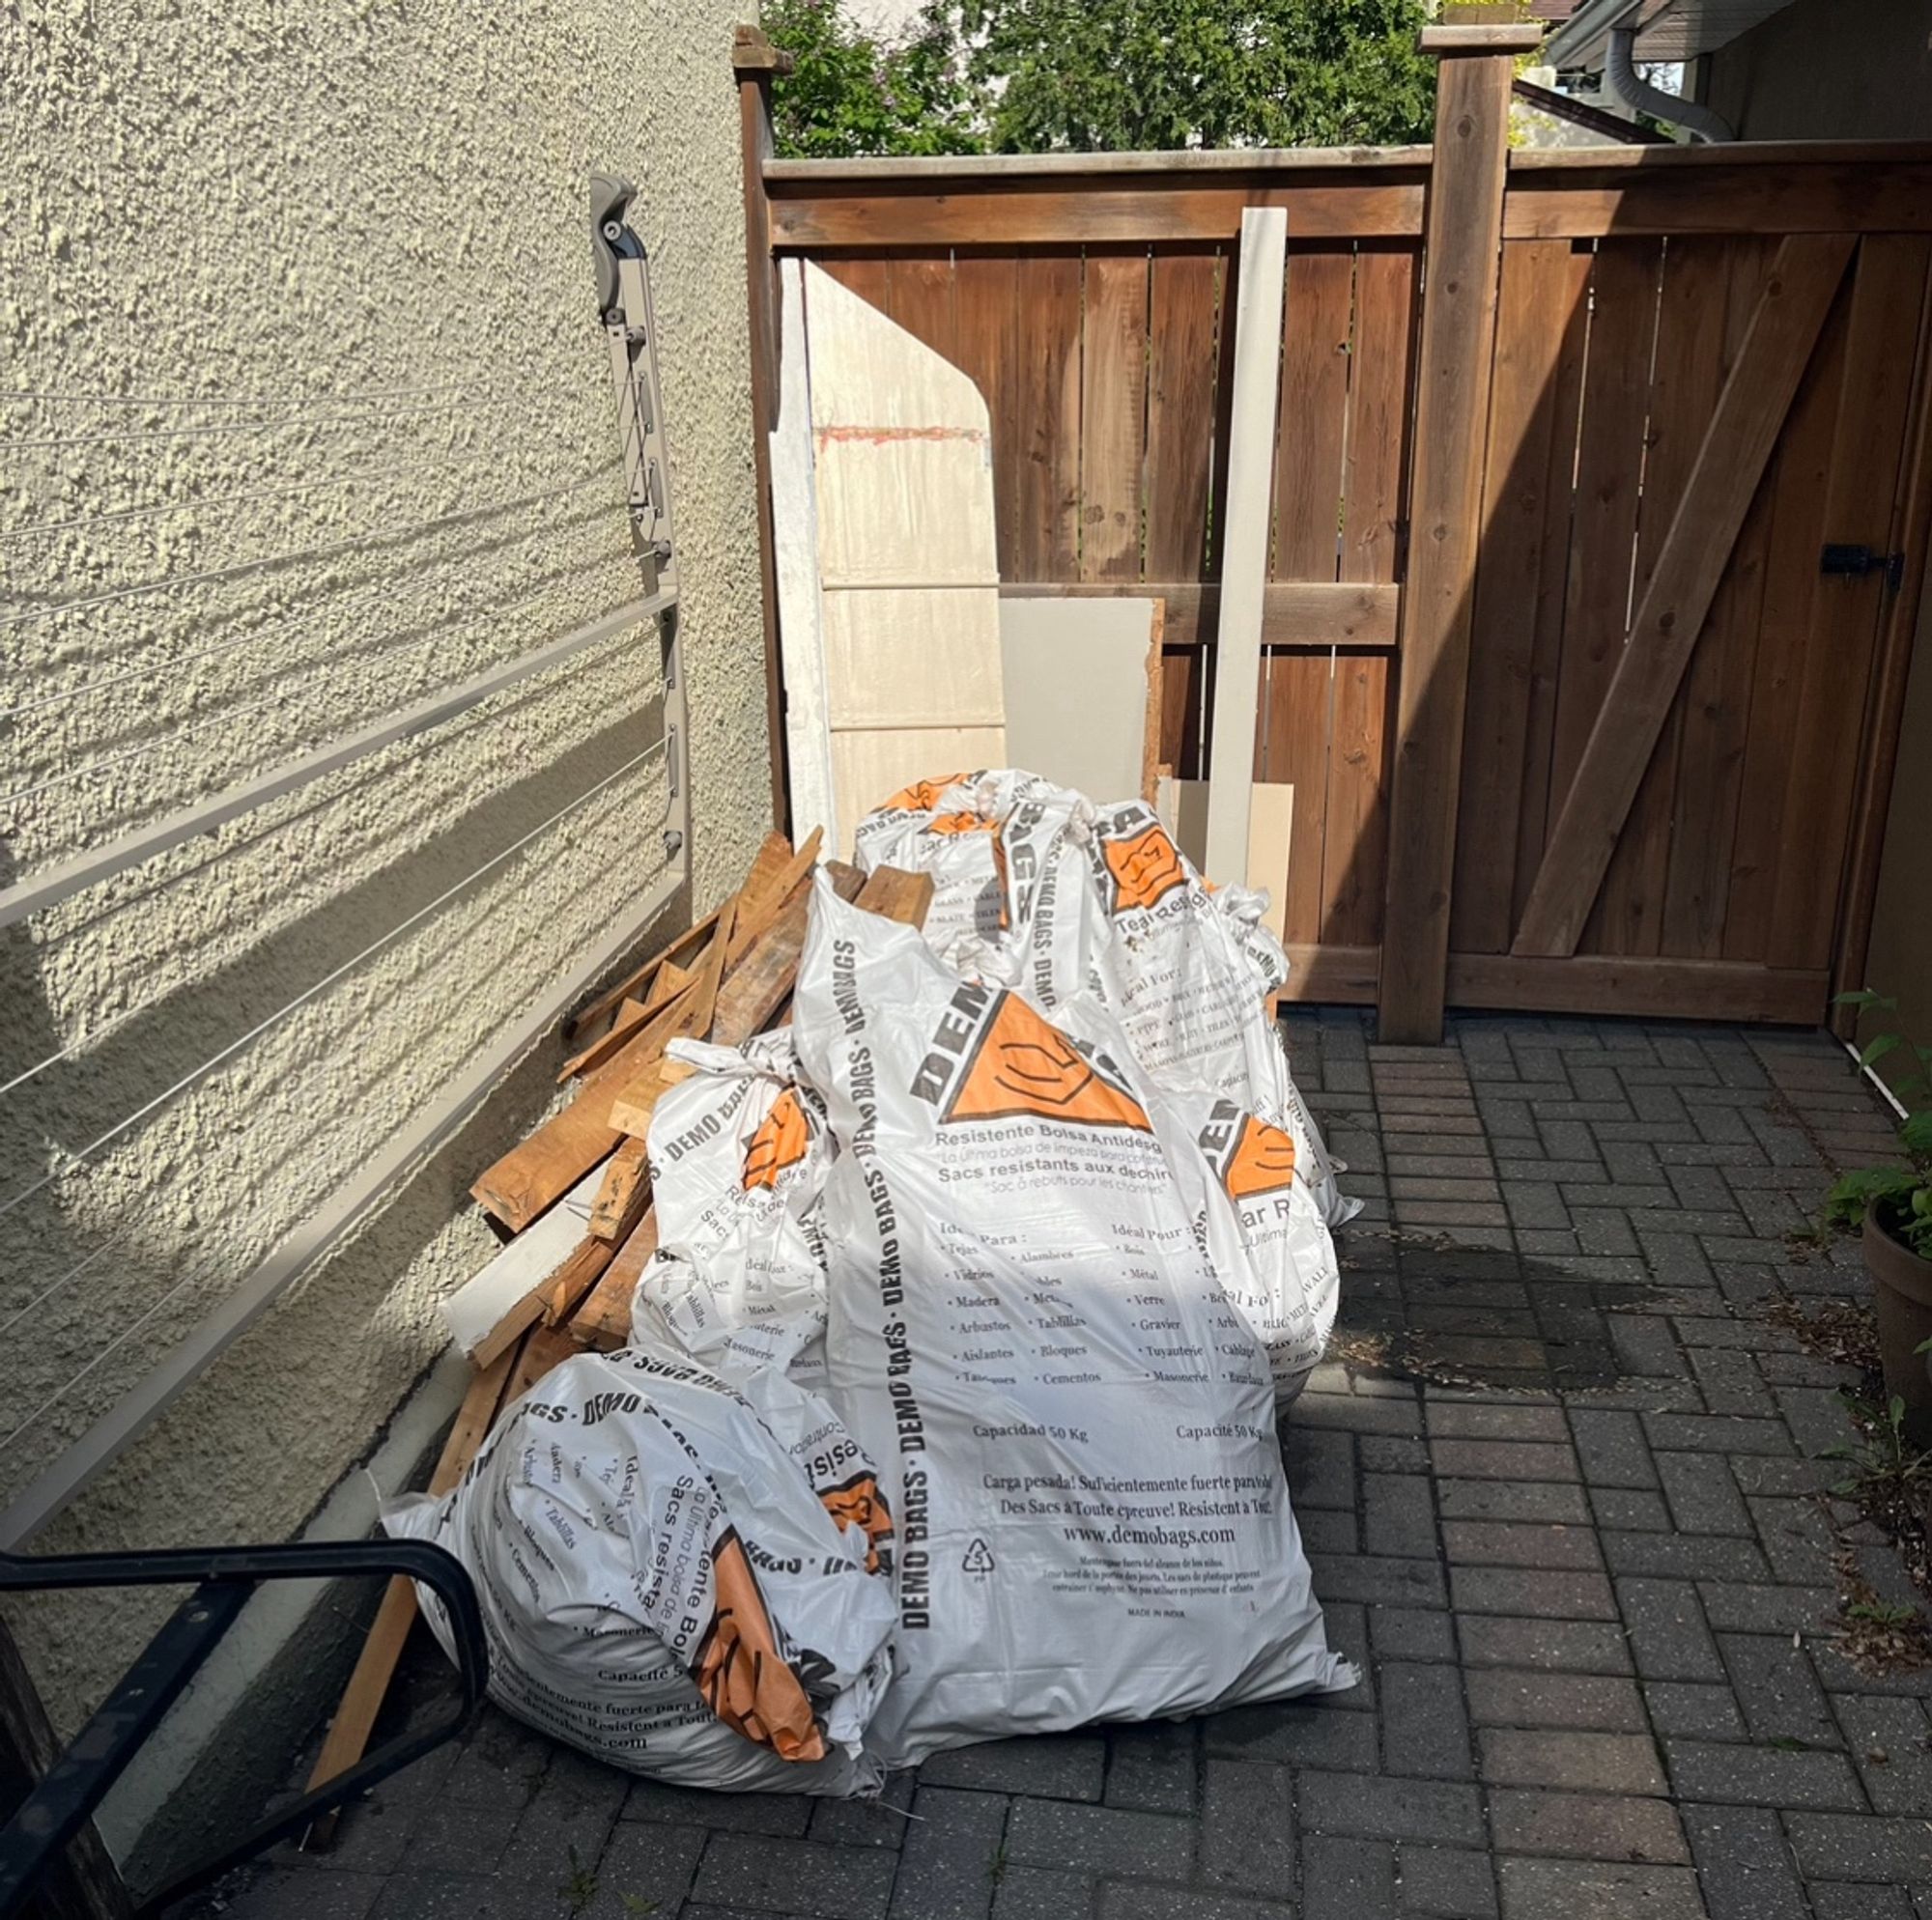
[1846,1597,1918,1629]
[767,0,980,158]
[1828,1391,1932,1503]
[560,1846,598,1916]
[1826,991,1932,1258]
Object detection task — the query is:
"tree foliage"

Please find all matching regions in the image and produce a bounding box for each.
[766,0,979,159]
[764,0,1439,158]
[956,0,1436,152]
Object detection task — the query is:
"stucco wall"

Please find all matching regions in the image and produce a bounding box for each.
[1,0,767,1768]
[1700,0,1932,139]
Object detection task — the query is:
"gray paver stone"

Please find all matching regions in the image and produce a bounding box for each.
[693,1835,896,1920]
[1198,1758,1293,1891]
[1487,1789,1688,1864]
[1006,1796,1192,1880]
[922,1737,1104,1802]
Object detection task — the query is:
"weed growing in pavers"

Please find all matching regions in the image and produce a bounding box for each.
[560,1845,597,1916]
[620,1897,660,1916]
[1827,1393,1932,1505]
[988,1841,1009,1887]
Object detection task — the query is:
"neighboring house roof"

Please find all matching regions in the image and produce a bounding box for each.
[1545,0,1794,69]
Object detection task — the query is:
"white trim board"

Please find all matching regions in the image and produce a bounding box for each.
[1204,208,1289,884]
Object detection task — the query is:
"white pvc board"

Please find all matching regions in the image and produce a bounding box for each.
[1204,209,1289,883]
[440,1163,603,1356]
[772,258,838,849]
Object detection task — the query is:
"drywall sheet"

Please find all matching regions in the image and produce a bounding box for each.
[999,597,1159,803]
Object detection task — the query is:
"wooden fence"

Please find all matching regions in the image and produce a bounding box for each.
[734,26,1932,1042]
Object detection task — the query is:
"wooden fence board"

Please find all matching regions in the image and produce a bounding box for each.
[1321,653,1390,948]
[1590,236,1732,958]
[1768,236,1929,972]
[1274,250,1353,582]
[1341,247,1420,585]
[1453,240,1590,957]
[887,251,955,361]
[1012,254,1083,579]
[769,181,1427,249]
[1081,251,1151,580]
[1261,652,1332,946]
[1144,249,1223,582]
[1548,239,1662,825]
[952,254,1023,574]
[1659,240,1776,960]
[1502,163,1932,241]
[1721,268,1855,964]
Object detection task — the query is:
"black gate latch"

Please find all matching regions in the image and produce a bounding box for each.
[1820,544,1906,591]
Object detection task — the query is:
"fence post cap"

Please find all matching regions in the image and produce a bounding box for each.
[732,25,796,77]
[1418,22,1547,54]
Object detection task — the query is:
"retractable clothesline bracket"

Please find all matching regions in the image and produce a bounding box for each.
[593,172,690,865]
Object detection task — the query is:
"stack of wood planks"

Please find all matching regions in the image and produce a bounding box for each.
[302,831,934,1845]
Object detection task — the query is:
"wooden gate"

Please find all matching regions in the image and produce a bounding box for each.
[736,30,1932,1040]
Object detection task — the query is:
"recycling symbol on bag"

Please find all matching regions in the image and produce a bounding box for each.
[961,1538,996,1574]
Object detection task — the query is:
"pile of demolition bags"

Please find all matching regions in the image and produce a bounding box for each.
[393,772,1357,1793]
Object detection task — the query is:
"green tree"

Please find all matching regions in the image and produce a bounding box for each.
[766,0,980,158]
[953,0,1437,152]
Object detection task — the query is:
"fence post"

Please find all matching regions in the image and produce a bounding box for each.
[733,25,793,833]
[1377,22,1541,1045]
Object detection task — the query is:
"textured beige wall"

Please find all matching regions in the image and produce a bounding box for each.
[1,0,768,1737]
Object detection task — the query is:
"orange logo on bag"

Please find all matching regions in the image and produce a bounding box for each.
[743,1090,810,1191]
[1102,823,1188,914]
[925,809,992,836]
[820,1471,895,1575]
[1216,1113,1298,1200]
[883,774,965,812]
[944,993,1151,1134]
[693,1528,826,1764]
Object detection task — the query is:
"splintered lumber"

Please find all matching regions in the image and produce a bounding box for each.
[607,862,862,1137]
[472,915,730,1231]
[537,1236,617,1327]
[554,915,728,1083]
[445,1163,606,1363]
[726,826,825,968]
[570,1207,661,1350]
[589,1135,651,1242]
[302,1342,518,1849]
[503,1322,581,1400]
[711,860,866,1051]
[738,829,799,911]
[852,863,936,930]
[645,960,692,1010]
[565,902,725,1048]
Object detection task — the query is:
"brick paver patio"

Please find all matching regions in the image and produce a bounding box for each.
[191,1013,1932,1920]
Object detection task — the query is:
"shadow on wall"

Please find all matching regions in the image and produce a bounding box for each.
[0,690,679,1670]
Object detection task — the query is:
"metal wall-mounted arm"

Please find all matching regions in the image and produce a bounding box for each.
[591,174,690,866]
[0,1540,487,1920]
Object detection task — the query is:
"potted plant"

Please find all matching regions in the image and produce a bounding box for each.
[1827,992,1932,1442]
